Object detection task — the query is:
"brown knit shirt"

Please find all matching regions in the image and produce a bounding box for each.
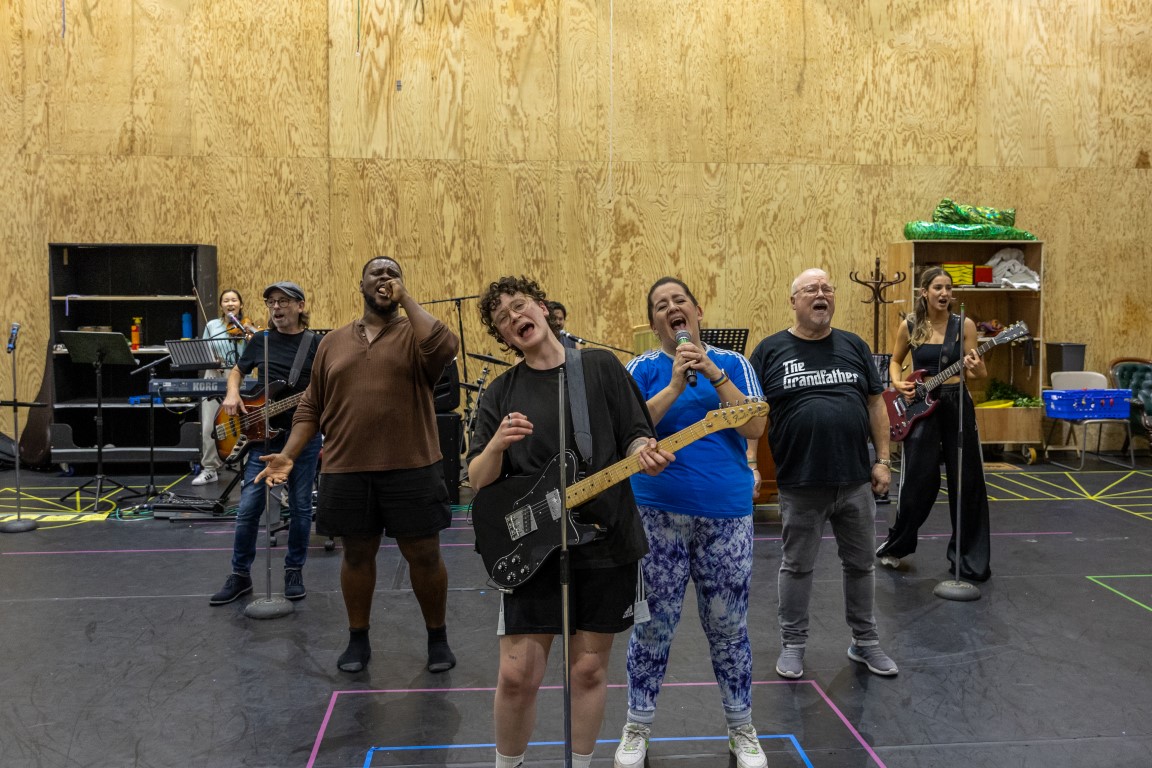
[292,315,458,473]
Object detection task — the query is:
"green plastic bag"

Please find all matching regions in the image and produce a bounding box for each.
[903,221,1037,241]
[932,198,1016,227]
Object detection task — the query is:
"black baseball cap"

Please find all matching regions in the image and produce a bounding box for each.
[262,281,305,302]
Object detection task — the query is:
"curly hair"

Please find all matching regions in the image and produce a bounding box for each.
[477,275,561,357]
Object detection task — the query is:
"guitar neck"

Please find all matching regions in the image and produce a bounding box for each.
[565,421,711,509]
[922,337,998,392]
[260,391,305,419]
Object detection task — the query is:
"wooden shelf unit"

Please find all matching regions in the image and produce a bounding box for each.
[887,240,1045,446]
[47,243,218,465]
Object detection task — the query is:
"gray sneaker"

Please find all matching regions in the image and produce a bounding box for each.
[775,644,805,678]
[848,643,898,676]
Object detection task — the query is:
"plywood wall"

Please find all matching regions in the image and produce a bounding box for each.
[2,0,1151,443]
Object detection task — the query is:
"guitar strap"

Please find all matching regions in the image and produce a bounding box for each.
[564,347,594,467]
[287,330,315,390]
[939,314,961,373]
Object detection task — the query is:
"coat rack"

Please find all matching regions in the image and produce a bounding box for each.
[849,257,907,352]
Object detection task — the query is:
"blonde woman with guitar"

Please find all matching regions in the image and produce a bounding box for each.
[875,266,992,583]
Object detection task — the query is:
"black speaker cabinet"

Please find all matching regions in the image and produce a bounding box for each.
[437,413,462,505]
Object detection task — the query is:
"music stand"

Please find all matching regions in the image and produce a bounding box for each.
[129,339,221,507]
[700,328,749,355]
[57,331,141,511]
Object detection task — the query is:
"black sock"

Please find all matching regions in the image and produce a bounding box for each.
[426,625,456,673]
[338,627,371,673]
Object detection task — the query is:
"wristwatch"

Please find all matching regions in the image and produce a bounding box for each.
[875,459,892,467]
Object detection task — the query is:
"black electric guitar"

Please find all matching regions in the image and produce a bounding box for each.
[470,400,768,590]
[884,321,1030,442]
[213,380,305,463]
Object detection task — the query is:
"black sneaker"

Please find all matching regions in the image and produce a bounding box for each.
[284,569,306,601]
[210,573,253,605]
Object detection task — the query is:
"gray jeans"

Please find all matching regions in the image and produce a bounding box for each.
[777,482,879,647]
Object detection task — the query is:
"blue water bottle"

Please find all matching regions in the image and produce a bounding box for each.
[181,311,193,339]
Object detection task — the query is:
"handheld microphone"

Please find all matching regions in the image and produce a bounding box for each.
[674,330,697,387]
[6,322,19,353]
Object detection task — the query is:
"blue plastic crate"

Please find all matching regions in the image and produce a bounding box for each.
[1042,389,1130,419]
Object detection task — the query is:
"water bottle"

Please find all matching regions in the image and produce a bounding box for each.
[182,311,193,339]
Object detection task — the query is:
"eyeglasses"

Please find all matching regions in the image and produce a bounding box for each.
[265,298,299,308]
[494,298,532,330]
[792,284,836,297]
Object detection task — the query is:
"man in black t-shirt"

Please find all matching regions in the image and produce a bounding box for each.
[748,268,898,680]
[467,276,673,768]
[209,281,323,606]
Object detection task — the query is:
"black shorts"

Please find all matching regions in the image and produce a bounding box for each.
[498,558,639,636]
[315,464,452,539]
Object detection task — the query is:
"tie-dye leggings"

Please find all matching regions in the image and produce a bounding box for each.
[625,506,754,726]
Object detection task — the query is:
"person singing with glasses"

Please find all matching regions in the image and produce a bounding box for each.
[748,268,898,680]
[209,281,323,607]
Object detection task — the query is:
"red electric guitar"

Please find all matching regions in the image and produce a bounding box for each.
[884,321,1030,442]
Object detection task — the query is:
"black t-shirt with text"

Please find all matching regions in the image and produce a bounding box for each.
[749,328,881,488]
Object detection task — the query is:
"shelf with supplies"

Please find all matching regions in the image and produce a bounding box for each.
[887,239,1045,447]
[39,243,219,466]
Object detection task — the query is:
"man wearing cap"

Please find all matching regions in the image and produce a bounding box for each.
[257,257,461,674]
[209,281,324,606]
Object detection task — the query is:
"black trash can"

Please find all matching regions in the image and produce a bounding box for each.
[1046,342,1086,385]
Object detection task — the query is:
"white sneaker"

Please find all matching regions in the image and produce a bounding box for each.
[879,554,901,569]
[728,723,767,768]
[613,722,650,768]
[191,468,218,486]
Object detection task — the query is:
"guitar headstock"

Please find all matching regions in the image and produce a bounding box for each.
[988,321,1030,347]
[702,399,769,432]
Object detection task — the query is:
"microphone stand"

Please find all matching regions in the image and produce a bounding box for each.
[2,332,44,534]
[425,294,481,455]
[934,303,980,602]
[556,368,574,768]
[245,329,293,619]
[562,332,632,357]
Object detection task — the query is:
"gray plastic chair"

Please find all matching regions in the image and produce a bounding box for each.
[1045,371,1134,470]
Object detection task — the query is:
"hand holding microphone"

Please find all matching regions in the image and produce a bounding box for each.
[674,330,697,387]
[6,322,19,353]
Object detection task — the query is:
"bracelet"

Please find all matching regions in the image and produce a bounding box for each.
[875,459,892,467]
[747,460,758,466]
[710,371,729,387]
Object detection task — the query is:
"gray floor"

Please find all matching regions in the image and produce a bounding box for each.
[2,458,1152,768]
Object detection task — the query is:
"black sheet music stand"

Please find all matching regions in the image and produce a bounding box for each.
[58,331,141,511]
[700,328,749,355]
[166,339,225,372]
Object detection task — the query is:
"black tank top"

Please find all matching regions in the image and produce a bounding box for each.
[909,315,962,377]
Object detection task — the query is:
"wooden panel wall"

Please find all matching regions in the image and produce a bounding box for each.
[2,0,1151,442]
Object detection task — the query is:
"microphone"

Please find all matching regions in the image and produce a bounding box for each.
[561,330,588,345]
[227,313,256,341]
[674,330,697,387]
[6,322,19,353]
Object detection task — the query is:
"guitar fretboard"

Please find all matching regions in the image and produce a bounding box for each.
[564,404,764,508]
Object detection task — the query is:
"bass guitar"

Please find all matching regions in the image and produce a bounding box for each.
[213,380,306,463]
[470,400,768,590]
[884,321,1030,442]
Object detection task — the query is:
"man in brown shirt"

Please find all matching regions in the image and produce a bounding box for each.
[258,257,460,673]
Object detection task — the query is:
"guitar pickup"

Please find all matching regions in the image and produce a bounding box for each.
[504,505,538,541]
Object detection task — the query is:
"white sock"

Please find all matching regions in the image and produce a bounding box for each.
[495,751,524,768]
[572,751,593,768]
